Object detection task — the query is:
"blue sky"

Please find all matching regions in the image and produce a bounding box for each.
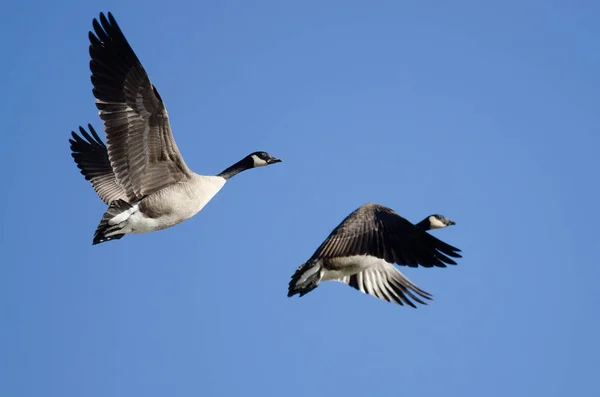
[1,0,599,396]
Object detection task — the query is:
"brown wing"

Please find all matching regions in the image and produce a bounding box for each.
[309,203,462,268]
[69,124,128,204]
[88,12,192,201]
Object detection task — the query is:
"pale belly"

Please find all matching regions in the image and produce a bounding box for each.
[321,256,376,281]
[110,176,226,235]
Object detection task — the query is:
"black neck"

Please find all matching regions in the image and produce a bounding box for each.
[217,156,253,180]
[415,218,431,231]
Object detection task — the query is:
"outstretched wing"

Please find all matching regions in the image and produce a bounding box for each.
[89,12,193,200]
[69,124,128,204]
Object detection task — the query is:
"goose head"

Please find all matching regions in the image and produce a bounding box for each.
[426,214,456,230]
[217,151,282,180]
[249,151,282,167]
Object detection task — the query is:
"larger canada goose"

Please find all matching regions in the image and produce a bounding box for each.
[287,203,462,307]
[70,12,281,245]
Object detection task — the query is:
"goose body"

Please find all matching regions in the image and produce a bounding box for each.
[70,13,281,244]
[99,173,227,235]
[288,203,462,307]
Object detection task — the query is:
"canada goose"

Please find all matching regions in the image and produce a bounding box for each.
[70,12,281,245]
[287,203,462,307]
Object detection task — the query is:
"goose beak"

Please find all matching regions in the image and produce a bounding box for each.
[448,220,456,226]
[268,157,282,164]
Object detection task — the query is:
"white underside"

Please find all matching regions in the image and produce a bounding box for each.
[110,204,157,235]
[321,255,385,281]
[105,175,226,237]
[318,255,425,304]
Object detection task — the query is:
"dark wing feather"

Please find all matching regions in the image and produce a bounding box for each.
[88,12,192,200]
[309,203,462,268]
[69,124,128,204]
[377,206,461,267]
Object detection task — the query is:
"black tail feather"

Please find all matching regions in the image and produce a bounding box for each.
[93,199,132,245]
[288,261,322,298]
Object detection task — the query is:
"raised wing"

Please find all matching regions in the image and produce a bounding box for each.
[89,12,193,200]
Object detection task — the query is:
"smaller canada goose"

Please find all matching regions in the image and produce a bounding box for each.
[70,13,281,244]
[287,203,462,307]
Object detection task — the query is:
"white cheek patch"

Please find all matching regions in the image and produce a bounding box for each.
[251,154,268,167]
[429,216,447,229]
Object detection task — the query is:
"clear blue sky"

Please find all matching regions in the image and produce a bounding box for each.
[1,1,599,396]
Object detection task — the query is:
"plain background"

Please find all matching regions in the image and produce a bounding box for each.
[1,1,599,396]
